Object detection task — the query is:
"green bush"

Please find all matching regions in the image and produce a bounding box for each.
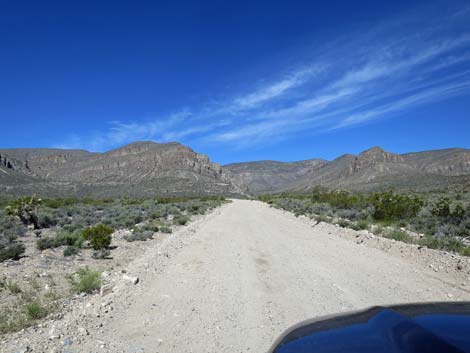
[160,226,172,234]
[431,197,451,218]
[36,230,84,251]
[349,223,362,231]
[90,233,111,250]
[63,246,80,257]
[356,219,370,230]
[140,222,159,232]
[452,204,466,222]
[418,236,467,254]
[124,230,154,242]
[371,225,384,235]
[0,243,25,262]
[315,215,329,223]
[173,215,190,226]
[38,212,57,228]
[24,302,47,320]
[70,268,102,294]
[371,191,423,221]
[384,230,413,243]
[55,230,84,248]
[82,224,113,250]
[2,280,22,294]
[82,223,113,241]
[461,247,470,257]
[36,237,56,251]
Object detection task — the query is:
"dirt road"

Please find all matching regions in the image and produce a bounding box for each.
[5,200,469,353]
[72,199,467,353]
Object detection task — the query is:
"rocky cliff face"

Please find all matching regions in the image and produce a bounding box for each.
[0,142,243,197]
[225,147,470,193]
[225,159,327,193]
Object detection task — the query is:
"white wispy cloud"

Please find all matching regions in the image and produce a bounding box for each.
[58,4,470,151]
[333,79,470,130]
[231,66,323,110]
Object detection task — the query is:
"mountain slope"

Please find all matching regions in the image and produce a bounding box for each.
[0,142,243,197]
[225,159,327,193]
[226,147,470,193]
[1,143,469,197]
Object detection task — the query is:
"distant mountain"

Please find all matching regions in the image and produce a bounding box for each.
[1,143,469,197]
[225,159,327,193]
[0,142,243,197]
[225,147,470,193]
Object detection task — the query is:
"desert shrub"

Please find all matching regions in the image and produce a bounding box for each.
[2,279,22,294]
[314,215,329,223]
[160,226,172,234]
[37,212,57,228]
[434,224,460,238]
[151,208,167,220]
[461,247,470,257]
[55,230,84,247]
[451,204,466,223]
[349,223,362,231]
[311,203,334,216]
[0,217,26,240]
[140,222,159,232]
[89,233,112,250]
[310,189,366,209]
[356,219,370,230]
[62,221,85,233]
[124,230,154,242]
[455,219,470,238]
[70,268,101,294]
[37,230,84,252]
[336,209,361,221]
[349,221,369,231]
[337,219,351,228]
[36,237,56,251]
[0,243,25,262]
[82,224,113,250]
[371,225,384,236]
[117,215,139,228]
[431,197,451,218]
[371,191,423,221]
[134,214,143,224]
[63,246,80,257]
[418,236,467,254]
[91,249,111,259]
[173,215,190,226]
[384,230,413,243]
[24,302,47,320]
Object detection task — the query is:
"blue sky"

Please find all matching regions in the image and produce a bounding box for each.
[1,0,470,164]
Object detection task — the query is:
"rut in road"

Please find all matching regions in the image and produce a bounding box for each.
[79,199,469,353]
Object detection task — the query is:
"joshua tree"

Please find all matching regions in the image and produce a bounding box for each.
[5,196,42,229]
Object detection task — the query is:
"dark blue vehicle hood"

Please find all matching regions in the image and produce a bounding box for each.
[269,302,470,353]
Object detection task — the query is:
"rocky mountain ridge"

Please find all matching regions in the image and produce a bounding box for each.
[1,143,469,197]
[0,142,243,197]
[225,146,470,193]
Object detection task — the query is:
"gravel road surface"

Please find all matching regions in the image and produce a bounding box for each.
[81,199,468,353]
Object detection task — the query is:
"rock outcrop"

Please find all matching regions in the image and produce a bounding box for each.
[0,142,243,197]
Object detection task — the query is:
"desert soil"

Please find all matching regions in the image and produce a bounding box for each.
[3,199,470,353]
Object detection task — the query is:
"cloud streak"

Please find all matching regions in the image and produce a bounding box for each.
[58,4,470,152]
